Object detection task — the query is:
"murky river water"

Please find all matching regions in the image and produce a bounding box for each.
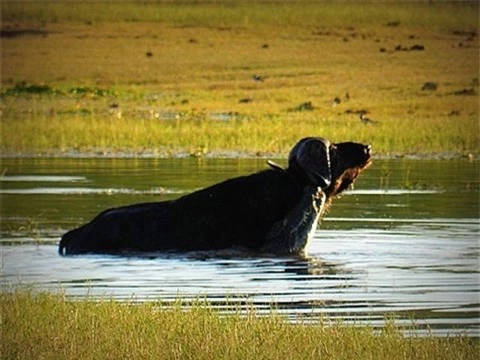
[1,157,479,336]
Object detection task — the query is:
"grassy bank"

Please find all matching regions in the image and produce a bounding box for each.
[2,110,476,157]
[1,1,479,157]
[2,291,478,360]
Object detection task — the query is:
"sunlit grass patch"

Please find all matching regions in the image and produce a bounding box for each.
[2,105,478,157]
[2,290,478,360]
[1,1,478,157]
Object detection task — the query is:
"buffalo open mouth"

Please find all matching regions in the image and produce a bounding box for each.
[362,144,373,168]
[346,143,372,170]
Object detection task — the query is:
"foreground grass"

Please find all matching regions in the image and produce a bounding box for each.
[1,1,479,156]
[2,291,478,360]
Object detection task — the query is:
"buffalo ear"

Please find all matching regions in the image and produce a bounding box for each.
[288,137,332,189]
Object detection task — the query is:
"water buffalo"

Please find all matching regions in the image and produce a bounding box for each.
[59,137,371,256]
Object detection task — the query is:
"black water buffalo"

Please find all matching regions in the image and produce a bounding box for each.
[59,137,371,256]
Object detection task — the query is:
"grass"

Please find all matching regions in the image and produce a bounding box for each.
[2,290,478,360]
[2,110,476,157]
[1,1,479,157]
[2,1,478,31]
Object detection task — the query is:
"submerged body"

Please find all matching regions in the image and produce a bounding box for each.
[59,137,371,256]
[60,170,324,255]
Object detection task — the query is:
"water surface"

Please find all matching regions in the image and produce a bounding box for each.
[1,158,479,336]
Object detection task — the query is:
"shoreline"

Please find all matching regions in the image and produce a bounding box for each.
[1,149,477,161]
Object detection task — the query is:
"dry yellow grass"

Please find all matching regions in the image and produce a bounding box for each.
[1,1,479,156]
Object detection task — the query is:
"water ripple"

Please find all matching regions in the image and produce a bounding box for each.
[0,175,88,182]
[1,158,479,337]
[0,187,188,195]
[346,189,443,195]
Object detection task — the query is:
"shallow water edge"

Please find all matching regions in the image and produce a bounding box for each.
[1,157,479,337]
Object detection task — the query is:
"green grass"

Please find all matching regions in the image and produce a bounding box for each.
[1,1,479,157]
[2,109,477,157]
[2,290,478,360]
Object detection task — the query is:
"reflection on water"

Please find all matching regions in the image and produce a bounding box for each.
[1,158,479,336]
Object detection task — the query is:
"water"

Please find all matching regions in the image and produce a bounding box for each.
[1,157,479,336]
